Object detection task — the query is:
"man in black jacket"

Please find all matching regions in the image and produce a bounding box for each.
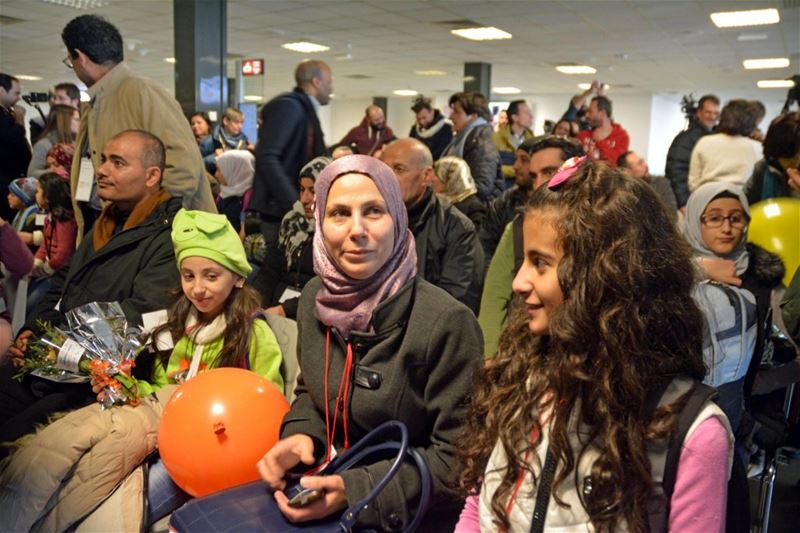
[665,94,720,209]
[252,60,331,248]
[479,135,584,260]
[408,96,453,161]
[382,139,484,313]
[0,73,32,222]
[1,130,181,452]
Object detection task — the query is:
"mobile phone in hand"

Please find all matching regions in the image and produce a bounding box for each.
[285,484,325,507]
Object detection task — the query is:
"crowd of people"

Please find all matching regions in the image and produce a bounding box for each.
[0,12,799,533]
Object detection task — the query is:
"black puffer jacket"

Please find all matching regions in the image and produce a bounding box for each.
[741,243,786,393]
[665,121,710,208]
[407,188,484,313]
[284,276,483,532]
[29,196,182,331]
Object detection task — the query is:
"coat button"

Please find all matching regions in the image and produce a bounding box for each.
[388,513,403,530]
[367,372,381,389]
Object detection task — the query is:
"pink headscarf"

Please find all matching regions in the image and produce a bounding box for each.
[313,155,417,338]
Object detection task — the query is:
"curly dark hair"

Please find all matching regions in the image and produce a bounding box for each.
[449,91,492,121]
[717,99,760,137]
[456,161,706,532]
[62,15,123,65]
[37,172,74,222]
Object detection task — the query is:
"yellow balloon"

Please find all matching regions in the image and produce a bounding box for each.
[748,198,800,286]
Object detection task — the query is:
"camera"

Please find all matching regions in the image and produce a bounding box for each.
[22,92,49,104]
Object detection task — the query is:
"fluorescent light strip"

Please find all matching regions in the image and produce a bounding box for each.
[414,70,447,76]
[244,96,263,101]
[737,33,768,42]
[710,8,779,28]
[393,89,418,96]
[556,65,596,75]
[743,58,789,70]
[281,41,330,53]
[493,87,521,95]
[450,26,512,41]
[164,57,176,64]
[757,80,794,89]
[15,75,43,81]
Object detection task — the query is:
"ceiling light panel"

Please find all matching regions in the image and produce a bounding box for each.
[757,79,794,88]
[493,87,521,94]
[393,89,418,96]
[450,27,512,41]
[414,70,447,76]
[15,75,43,81]
[556,65,596,74]
[743,58,790,69]
[281,41,330,53]
[710,8,780,28]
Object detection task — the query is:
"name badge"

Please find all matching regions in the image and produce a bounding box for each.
[279,287,302,303]
[141,309,174,350]
[35,214,46,226]
[75,157,94,202]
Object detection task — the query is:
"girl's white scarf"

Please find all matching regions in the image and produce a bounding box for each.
[183,309,227,380]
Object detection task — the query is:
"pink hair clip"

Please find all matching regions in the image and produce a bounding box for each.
[548,156,586,189]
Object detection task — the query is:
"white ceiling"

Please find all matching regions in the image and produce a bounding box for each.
[0,0,798,101]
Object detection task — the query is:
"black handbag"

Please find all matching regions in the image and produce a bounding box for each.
[169,420,432,532]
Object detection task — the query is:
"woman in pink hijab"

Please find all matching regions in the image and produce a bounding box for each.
[257,154,483,531]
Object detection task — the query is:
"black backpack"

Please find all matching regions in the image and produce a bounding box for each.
[646,377,749,533]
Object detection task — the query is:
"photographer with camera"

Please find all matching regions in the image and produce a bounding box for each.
[0,73,33,222]
[665,94,720,210]
[28,83,80,145]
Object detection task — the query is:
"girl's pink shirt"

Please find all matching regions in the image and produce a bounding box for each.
[454,416,730,532]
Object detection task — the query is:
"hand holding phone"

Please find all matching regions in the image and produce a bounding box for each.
[285,484,325,508]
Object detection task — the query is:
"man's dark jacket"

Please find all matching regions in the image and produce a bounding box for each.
[0,107,32,221]
[665,120,710,207]
[478,185,527,260]
[408,110,453,161]
[252,88,325,221]
[29,196,182,331]
[407,188,484,313]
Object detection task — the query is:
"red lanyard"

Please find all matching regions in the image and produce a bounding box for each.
[321,327,354,466]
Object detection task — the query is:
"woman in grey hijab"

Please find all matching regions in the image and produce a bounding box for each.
[433,156,486,230]
[684,182,784,445]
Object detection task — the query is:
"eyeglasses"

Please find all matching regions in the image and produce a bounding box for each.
[700,213,748,229]
[63,55,74,69]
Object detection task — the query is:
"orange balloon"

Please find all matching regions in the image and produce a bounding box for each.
[158,368,289,497]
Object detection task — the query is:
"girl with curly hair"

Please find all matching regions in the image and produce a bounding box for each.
[455,159,733,532]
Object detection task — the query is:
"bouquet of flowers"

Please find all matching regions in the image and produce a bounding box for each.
[16,301,146,408]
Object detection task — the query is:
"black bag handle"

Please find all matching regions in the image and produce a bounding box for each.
[313,420,432,533]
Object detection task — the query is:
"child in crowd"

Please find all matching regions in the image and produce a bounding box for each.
[30,172,77,279]
[214,149,255,233]
[686,183,784,452]
[7,177,41,249]
[456,159,733,532]
[137,209,284,525]
[45,142,75,179]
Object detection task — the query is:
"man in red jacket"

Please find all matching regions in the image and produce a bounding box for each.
[577,96,629,166]
[338,105,396,156]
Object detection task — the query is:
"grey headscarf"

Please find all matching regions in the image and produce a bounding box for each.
[684,182,750,275]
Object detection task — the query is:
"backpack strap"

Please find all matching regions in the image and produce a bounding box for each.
[645,377,718,533]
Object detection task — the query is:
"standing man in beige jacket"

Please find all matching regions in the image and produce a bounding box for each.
[61,14,216,236]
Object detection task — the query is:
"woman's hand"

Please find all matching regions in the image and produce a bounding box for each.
[256,434,315,491]
[18,231,33,245]
[787,167,800,193]
[91,375,109,403]
[274,474,348,523]
[9,330,34,366]
[699,257,742,286]
[264,305,286,317]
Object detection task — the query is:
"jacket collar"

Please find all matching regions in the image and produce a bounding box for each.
[406,187,435,233]
[87,61,132,105]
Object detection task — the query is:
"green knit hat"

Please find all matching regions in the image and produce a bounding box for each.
[171,209,252,277]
